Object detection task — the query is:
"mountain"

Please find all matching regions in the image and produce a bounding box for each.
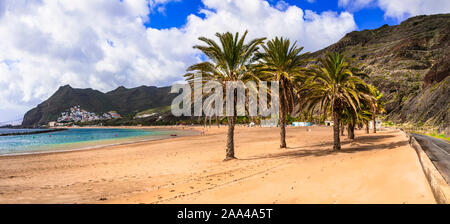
[23,14,450,127]
[22,85,177,127]
[312,13,449,127]
[0,118,23,127]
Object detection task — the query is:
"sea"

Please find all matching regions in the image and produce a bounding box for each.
[0,128,171,155]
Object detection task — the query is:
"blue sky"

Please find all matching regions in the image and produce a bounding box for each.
[0,0,449,124]
[146,0,397,31]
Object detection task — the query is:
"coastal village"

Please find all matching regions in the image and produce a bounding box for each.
[49,106,121,127]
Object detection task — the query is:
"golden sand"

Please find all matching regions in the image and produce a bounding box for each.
[0,126,435,204]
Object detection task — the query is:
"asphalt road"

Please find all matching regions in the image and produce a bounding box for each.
[411,133,450,184]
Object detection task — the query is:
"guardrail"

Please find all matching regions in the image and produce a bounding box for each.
[400,126,449,140]
[400,129,450,204]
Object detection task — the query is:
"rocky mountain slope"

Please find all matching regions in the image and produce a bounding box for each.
[22,14,449,127]
[22,85,176,127]
[313,13,449,127]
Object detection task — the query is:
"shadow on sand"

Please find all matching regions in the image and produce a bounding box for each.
[241,133,406,161]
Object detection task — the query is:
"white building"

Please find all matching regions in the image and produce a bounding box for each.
[261,118,278,127]
[292,122,313,127]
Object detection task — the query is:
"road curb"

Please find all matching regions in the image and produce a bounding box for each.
[400,129,450,204]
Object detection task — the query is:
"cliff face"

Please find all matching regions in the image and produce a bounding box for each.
[313,14,450,127]
[22,85,176,127]
[23,14,450,127]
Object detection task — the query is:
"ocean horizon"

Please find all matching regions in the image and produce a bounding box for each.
[0,128,171,155]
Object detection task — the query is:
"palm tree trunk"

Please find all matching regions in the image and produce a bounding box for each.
[349,116,356,139]
[333,112,341,151]
[279,80,287,149]
[279,79,286,149]
[347,124,351,138]
[347,123,355,140]
[351,124,355,139]
[225,116,236,161]
[340,121,345,136]
[279,106,287,148]
[372,112,377,133]
[365,121,369,134]
[225,91,238,161]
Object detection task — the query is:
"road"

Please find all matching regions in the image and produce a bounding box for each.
[411,133,450,184]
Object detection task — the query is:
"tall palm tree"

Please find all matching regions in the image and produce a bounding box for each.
[360,106,373,134]
[256,37,310,148]
[341,106,356,139]
[300,52,368,150]
[185,31,265,161]
[342,74,373,140]
[341,103,372,139]
[368,85,385,133]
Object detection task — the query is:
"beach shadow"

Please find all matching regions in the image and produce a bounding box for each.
[241,134,406,161]
[353,134,396,144]
[341,140,407,152]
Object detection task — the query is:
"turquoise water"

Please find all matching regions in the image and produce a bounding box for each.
[0,128,167,155]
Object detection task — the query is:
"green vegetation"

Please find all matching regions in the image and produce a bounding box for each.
[393,123,449,141]
[136,106,171,116]
[22,85,176,127]
[413,129,450,141]
[310,14,449,127]
[24,14,449,130]
[186,31,385,158]
[185,31,265,161]
[255,37,310,148]
[429,132,450,141]
[300,52,375,150]
[410,131,450,142]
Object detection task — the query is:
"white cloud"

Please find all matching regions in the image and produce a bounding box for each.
[275,0,289,10]
[378,0,450,21]
[338,0,376,11]
[149,0,181,14]
[0,0,357,122]
[339,0,450,20]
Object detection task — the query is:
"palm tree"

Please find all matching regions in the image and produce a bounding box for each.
[359,105,373,134]
[357,90,376,134]
[301,52,368,150]
[256,37,310,148]
[341,103,372,139]
[368,85,385,133]
[341,74,373,140]
[185,31,265,161]
[341,106,356,139]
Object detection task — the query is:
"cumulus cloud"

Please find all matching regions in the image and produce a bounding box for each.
[0,0,357,122]
[338,0,376,11]
[275,0,289,10]
[378,0,450,21]
[339,0,450,20]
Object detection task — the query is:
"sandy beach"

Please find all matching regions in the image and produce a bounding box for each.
[0,126,435,204]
